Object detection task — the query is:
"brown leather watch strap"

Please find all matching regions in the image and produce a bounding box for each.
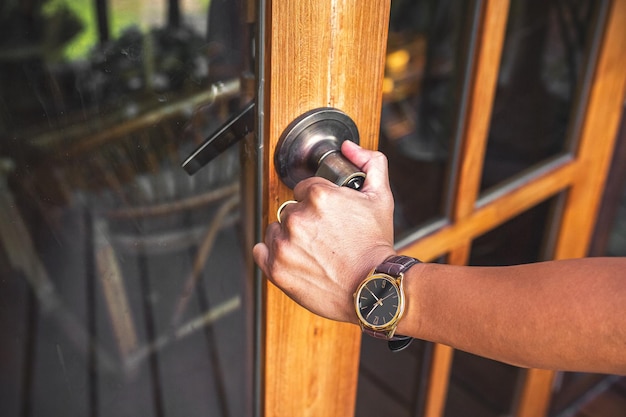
[375,255,420,352]
[375,255,420,276]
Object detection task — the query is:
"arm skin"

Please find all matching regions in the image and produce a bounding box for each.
[400,259,626,374]
[253,140,626,375]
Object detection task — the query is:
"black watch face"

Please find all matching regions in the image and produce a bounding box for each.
[356,276,401,328]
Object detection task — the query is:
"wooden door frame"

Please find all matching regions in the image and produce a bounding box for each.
[256,0,626,416]
[399,1,626,416]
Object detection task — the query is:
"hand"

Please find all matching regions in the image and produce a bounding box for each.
[253,141,397,324]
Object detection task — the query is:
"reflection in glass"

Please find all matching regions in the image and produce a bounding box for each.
[481,0,601,191]
[379,0,472,239]
[0,1,251,416]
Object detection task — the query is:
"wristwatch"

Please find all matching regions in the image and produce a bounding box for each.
[354,255,420,351]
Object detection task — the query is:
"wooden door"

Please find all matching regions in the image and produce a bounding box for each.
[257,2,391,416]
[257,0,626,416]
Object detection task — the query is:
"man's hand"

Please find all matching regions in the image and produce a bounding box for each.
[253,140,397,324]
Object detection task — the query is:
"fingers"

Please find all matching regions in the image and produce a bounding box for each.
[290,142,392,203]
[292,176,335,203]
[253,221,282,279]
[252,242,269,276]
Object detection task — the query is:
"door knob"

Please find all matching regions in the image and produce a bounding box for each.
[275,108,365,190]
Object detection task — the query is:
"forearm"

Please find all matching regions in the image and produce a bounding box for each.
[398,258,626,374]
[254,142,625,374]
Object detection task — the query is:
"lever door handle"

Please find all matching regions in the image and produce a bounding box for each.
[181,101,255,175]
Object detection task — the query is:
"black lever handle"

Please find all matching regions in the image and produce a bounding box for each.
[181,101,255,175]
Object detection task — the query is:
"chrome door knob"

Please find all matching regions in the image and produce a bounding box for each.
[274,108,365,190]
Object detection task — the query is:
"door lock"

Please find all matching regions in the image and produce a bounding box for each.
[275,108,365,190]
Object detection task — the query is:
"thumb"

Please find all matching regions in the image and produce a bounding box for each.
[341,140,391,194]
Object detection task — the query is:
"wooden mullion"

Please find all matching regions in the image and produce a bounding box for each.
[553,0,626,261]
[589,110,626,256]
[514,369,557,417]
[402,157,577,262]
[419,1,510,416]
[452,0,511,221]
[422,343,456,417]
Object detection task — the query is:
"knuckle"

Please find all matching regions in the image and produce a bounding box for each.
[271,235,289,258]
[281,214,295,230]
[372,150,388,165]
[281,209,305,231]
[308,182,333,205]
[267,243,291,284]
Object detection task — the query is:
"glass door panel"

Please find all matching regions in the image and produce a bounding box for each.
[0,1,254,416]
[357,0,626,416]
[381,0,475,238]
[469,196,561,266]
[480,0,607,192]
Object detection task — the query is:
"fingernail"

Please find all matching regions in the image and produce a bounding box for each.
[344,140,361,148]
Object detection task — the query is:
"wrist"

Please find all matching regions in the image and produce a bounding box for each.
[349,248,396,325]
[354,246,397,288]
[395,261,427,338]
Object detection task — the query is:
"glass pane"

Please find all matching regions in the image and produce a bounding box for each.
[469,197,557,266]
[379,0,473,239]
[480,0,603,192]
[444,351,519,417]
[356,338,431,417]
[603,180,626,257]
[0,2,252,417]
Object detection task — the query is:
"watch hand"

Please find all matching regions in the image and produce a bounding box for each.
[365,303,379,319]
[379,293,395,304]
[365,287,380,301]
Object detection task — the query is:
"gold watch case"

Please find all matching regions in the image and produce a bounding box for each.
[354,271,406,338]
